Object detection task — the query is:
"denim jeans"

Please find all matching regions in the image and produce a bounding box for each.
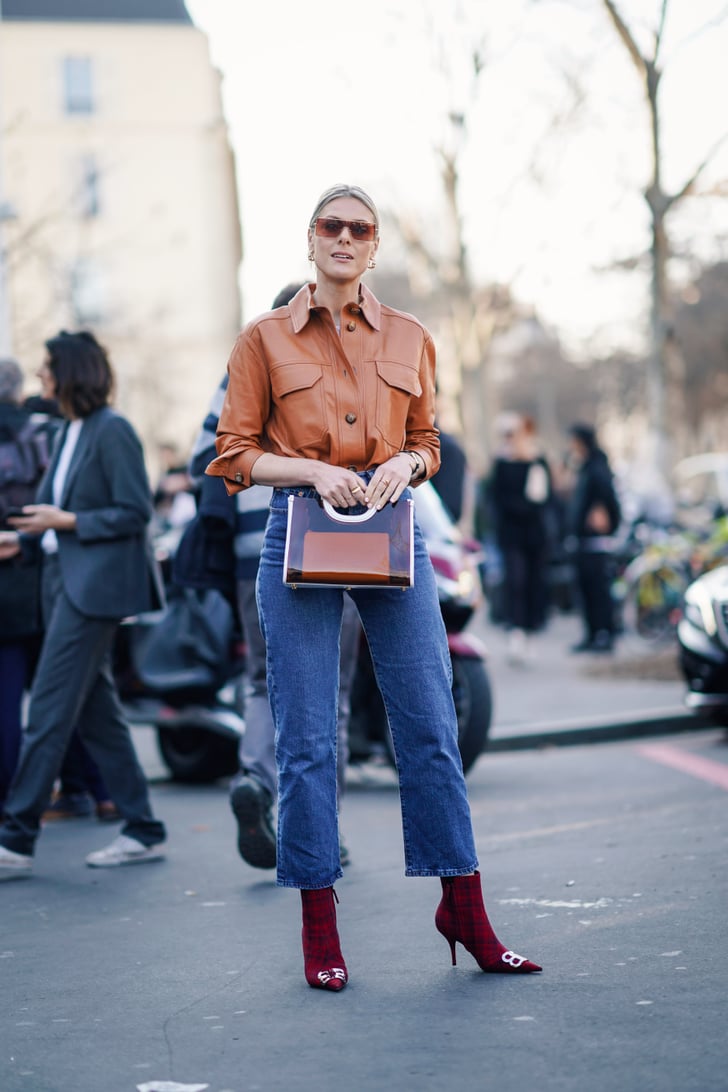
[256,482,479,889]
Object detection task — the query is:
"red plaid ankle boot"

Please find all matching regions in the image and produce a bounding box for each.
[435,872,542,974]
[301,887,348,991]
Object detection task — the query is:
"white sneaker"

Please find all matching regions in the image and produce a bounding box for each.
[0,845,33,880]
[85,834,165,868]
[507,628,528,665]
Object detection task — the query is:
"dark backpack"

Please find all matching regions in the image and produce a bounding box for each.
[0,419,49,523]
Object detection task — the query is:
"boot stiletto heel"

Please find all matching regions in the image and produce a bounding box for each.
[435,872,542,974]
[301,887,348,991]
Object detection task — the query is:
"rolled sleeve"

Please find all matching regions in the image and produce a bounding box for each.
[205,330,271,492]
[403,332,440,481]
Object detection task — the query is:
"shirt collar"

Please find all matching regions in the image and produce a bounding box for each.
[288,282,382,333]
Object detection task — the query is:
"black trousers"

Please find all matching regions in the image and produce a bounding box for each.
[575,550,615,639]
[0,555,165,856]
[58,729,110,802]
[500,544,549,632]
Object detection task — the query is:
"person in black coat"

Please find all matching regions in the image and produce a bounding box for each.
[488,414,554,662]
[565,422,621,653]
[0,359,50,817]
[431,427,468,524]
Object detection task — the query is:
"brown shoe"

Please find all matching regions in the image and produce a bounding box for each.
[42,793,93,821]
[95,800,121,823]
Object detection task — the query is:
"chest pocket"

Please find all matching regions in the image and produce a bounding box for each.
[373,360,422,445]
[269,362,328,445]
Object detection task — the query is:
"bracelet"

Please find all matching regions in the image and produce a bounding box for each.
[399,450,421,480]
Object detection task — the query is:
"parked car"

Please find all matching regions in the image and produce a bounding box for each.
[677,564,728,727]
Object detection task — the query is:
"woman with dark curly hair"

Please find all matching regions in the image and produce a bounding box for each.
[0,331,166,879]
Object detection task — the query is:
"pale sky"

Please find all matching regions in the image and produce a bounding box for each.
[186,0,728,354]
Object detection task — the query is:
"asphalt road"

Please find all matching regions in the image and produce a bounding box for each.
[2,723,727,1092]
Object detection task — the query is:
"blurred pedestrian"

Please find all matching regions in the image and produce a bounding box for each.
[42,728,120,823]
[488,413,554,663]
[0,358,51,817]
[565,422,622,653]
[431,426,468,525]
[0,331,166,879]
[207,183,541,991]
[153,442,195,534]
[186,282,359,870]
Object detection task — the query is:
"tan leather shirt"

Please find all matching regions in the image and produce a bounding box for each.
[206,283,441,491]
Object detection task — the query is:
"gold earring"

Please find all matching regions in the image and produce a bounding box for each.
[368,258,376,270]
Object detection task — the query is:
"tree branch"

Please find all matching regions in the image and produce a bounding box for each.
[654,0,669,63]
[602,0,646,75]
[671,3,728,59]
[669,131,728,207]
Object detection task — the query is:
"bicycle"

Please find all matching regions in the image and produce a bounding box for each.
[618,516,728,644]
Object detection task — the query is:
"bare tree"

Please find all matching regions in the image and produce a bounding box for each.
[602,0,728,483]
[378,14,521,473]
[672,260,728,452]
[378,3,592,472]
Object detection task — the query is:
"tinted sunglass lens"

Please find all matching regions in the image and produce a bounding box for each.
[315,217,376,241]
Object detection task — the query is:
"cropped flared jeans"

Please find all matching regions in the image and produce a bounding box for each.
[256,483,479,889]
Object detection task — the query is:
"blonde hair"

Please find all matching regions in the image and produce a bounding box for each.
[308,184,379,233]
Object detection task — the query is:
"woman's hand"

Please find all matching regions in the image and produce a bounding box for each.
[252,452,414,509]
[309,465,369,508]
[586,503,611,534]
[7,504,77,535]
[362,453,412,510]
[0,531,21,560]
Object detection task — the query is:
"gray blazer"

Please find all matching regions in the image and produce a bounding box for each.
[31,406,164,620]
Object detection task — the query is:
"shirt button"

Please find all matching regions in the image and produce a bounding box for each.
[234,472,243,483]
[345,413,357,424]
[347,322,356,332]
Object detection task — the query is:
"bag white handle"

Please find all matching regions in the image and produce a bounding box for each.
[321,499,381,524]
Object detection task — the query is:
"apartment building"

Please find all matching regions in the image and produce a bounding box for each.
[0,0,242,467]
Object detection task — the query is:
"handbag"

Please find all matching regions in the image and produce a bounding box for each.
[283,495,414,589]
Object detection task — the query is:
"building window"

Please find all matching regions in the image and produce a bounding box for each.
[63,57,95,115]
[76,155,101,218]
[70,259,105,324]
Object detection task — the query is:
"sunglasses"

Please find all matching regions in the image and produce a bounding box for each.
[314,217,377,242]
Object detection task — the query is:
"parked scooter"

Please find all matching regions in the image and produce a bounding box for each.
[114,584,245,783]
[119,482,492,782]
[348,482,491,774]
[114,519,244,783]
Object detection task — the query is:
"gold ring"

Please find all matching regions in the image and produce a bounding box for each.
[382,479,390,486]
[352,485,361,493]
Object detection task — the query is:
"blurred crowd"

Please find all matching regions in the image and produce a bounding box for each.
[2,328,701,872]
[472,412,622,662]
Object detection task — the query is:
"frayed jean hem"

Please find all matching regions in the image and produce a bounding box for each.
[405,863,479,877]
[277,871,344,890]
